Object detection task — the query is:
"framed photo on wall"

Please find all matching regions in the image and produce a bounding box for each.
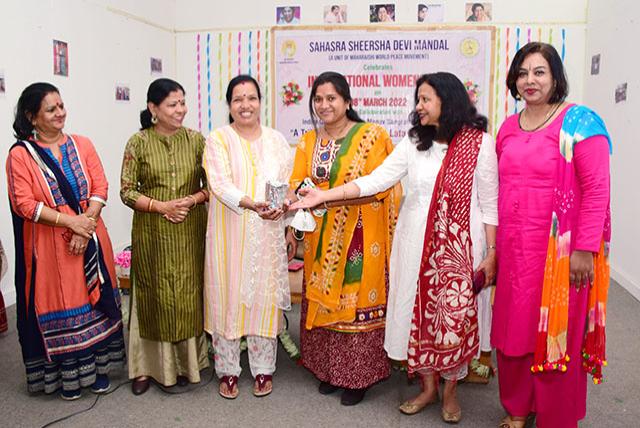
[370,4,395,22]
[151,57,163,75]
[465,2,492,22]
[0,70,5,95]
[324,5,347,24]
[53,40,69,76]
[418,3,444,23]
[277,6,301,25]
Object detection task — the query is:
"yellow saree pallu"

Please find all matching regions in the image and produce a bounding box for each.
[290,123,401,332]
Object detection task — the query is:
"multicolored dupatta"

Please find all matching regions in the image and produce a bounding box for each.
[407,127,483,373]
[298,123,400,330]
[531,105,612,384]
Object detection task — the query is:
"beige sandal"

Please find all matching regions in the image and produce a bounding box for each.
[398,394,438,415]
[442,408,462,424]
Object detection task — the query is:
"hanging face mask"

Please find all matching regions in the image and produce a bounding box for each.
[290,177,323,232]
[290,208,316,232]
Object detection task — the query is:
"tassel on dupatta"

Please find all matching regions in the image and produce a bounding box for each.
[531,105,612,384]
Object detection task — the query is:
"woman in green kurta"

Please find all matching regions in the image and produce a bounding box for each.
[120,78,209,395]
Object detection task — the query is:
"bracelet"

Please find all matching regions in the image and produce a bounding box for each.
[86,215,96,222]
[148,199,154,212]
[187,194,198,207]
[55,212,61,226]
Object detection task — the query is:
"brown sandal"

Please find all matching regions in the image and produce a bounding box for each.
[253,374,273,397]
[219,375,239,399]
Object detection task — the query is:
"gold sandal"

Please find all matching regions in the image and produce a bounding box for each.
[442,407,462,424]
[398,395,438,415]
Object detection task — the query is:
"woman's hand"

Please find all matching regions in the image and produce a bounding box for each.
[570,250,594,289]
[177,196,197,210]
[159,199,189,223]
[67,214,96,238]
[289,187,325,210]
[476,250,496,287]
[68,234,90,256]
[286,228,297,261]
[255,201,285,221]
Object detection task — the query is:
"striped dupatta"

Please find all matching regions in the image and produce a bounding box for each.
[532,105,612,384]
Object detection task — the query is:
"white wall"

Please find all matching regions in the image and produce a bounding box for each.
[174,0,587,29]
[584,0,640,301]
[0,0,176,305]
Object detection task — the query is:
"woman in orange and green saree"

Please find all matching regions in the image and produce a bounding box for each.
[289,71,400,406]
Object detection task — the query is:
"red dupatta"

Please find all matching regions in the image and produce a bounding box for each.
[407,127,483,374]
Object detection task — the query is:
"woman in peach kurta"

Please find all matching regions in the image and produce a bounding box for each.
[204,125,292,338]
[203,75,293,398]
[6,83,124,400]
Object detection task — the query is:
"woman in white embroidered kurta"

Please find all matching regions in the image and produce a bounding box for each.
[203,75,293,399]
[352,133,498,361]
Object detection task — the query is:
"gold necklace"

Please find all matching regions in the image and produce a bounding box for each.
[518,103,561,132]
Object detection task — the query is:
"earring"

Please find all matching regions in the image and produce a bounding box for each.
[151,115,158,125]
[31,128,38,140]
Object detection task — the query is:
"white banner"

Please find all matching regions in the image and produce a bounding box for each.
[273,27,495,144]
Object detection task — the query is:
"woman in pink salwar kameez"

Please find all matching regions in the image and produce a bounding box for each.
[492,42,612,428]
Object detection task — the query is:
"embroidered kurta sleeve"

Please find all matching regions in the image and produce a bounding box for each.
[203,131,245,215]
[119,135,143,208]
[476,133,499,226]
[6,148,42,221]
[81,138,109,204]
[353,135,409,197]
[573,135,610,252]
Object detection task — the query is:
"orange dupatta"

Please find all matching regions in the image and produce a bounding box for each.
[290,123,401,331]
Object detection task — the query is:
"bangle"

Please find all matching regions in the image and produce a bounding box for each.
[187,194,198,207]
[55,212,60,226]
[292,229,305,241]
[148,199,154,212]
[323,201,329,210]
[86,215,96,222]
[342,185,346,200]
